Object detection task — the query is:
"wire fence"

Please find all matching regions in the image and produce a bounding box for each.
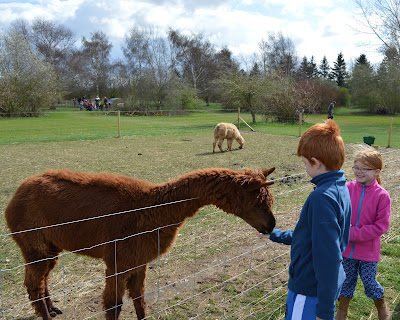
[1,147,399,320]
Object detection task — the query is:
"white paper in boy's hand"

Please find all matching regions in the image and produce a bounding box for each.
[258,232,270,239]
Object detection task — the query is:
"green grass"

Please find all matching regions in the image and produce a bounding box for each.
[0,107,399,148]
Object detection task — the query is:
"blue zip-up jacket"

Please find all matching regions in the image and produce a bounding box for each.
[270,170,351,320]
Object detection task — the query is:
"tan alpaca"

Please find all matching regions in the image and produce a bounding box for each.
[213,122,245,152]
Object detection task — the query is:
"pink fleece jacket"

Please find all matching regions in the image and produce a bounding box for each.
[342,179,391,262]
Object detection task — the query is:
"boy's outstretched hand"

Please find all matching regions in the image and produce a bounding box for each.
[258,232,270,239]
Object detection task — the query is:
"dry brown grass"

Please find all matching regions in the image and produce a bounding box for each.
[1,131,399,319]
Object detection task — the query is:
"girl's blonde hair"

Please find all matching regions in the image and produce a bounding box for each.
[354,149,383,185]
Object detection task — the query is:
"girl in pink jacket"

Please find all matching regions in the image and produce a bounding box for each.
[336,149,391,320]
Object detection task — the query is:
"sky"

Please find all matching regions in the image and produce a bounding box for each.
[0,0,385,68]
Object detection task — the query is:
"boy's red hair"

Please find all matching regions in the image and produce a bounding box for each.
[297,120,345,171]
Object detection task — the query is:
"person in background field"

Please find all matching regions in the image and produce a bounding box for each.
[104,96,109,110]
[327,101,335,119]
[335,149,391,320]
[261,119,351,320]
[95,97,101,110]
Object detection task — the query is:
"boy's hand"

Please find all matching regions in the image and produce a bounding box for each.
[316,317,322,320]
[257,232,270,239]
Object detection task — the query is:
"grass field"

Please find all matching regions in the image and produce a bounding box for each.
[0,107,398,148]
[0,107,399,319]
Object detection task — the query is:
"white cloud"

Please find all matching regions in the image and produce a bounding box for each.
[0,0,384,65]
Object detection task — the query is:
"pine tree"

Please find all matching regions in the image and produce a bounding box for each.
[331,52,347,87]
[349,53,374,107]
[356,53,369,66]
[318,55,331,80]
[298,56,317,79]
[309,56,318,78]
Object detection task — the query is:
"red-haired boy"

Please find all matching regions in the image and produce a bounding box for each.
[268,120,351,319]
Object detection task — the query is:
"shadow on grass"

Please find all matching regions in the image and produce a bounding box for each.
[196,148,243,156]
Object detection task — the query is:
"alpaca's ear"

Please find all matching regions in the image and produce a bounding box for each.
[263,167,275,177]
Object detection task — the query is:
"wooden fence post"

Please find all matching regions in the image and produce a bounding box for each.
[232,107,254,131]
[388,117,393,148]
[238,107,240,130]
[118,111,121,138]
[299,113,302,137]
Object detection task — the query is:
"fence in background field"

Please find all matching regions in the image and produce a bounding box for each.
[1,147,399,319]
[0,109,396,149]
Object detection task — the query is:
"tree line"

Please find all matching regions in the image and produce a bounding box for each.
[1,0,400,120]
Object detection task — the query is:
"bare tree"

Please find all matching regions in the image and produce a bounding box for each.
[168,29,215,93]
[354,0,400,56]
[122,25,175,107]
[81,31,112,96]
[9,19,31,42]
[31,17,75,68]
[257,32,298,76]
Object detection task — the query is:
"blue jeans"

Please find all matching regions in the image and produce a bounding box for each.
[340,257,384,299]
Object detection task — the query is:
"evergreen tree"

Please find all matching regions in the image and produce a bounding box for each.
[318,56,331,80]
[298,56,317,79]
[331,52,347,87]
[356,53,370,66]
[348,53,375,108]
[298,56,309,79]
[309,56,318,78]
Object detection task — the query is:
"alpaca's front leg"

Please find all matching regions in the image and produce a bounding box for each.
[126,265,148,320]
[103,267,127,320]
[227,138,233,151]
[218,138,225,152]
[212,138,217,152]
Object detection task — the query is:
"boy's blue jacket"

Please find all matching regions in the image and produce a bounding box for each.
[270,170,351,320]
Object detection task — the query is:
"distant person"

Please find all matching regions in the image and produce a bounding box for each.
[335,149,391,320]
[327,101,336,119]
[95,97,101,110]
[83,99,89,111]
[261,120,351,320]
[104,96,109,111]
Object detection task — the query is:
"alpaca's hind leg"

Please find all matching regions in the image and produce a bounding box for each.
[23,247,61,319]
[126,265,148,320]
[103,267,128,320]
[44,255,63,316]
[213,138,217,152]
[24,257,54,319]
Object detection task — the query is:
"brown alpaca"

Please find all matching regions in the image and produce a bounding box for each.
[5,167,276,320]
[213,122,245,152]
